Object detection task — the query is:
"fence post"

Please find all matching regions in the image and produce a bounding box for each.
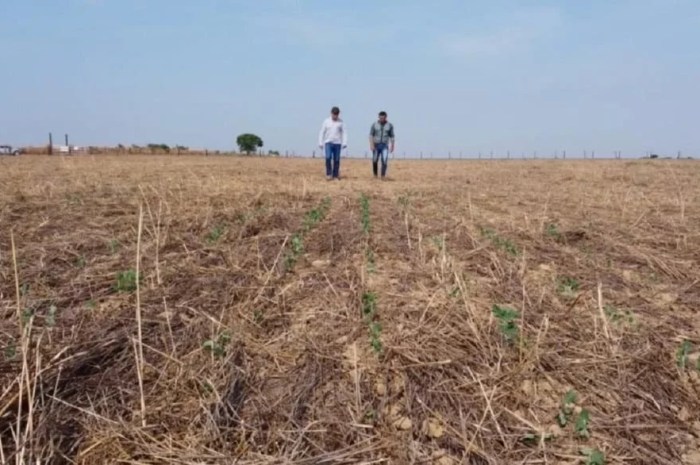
[48,133,53,155]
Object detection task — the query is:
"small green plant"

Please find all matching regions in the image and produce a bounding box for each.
[76,255,87,268]
[365,248,376,274]
[46,305,57,328]
[291,234,303,255]
[253,309,264,324]
[203,331,232,359]
[85,300,97,310]
[575,409,591,438]
[362,292,377,319]
[207,225,225,243]
[546,223,561,239]
[302,198,330,231]
[115,269,139,292]
[492,305,519,343]
[284,234,304,270]
[581,448,605,465]
[362,292,382,354]
[360,194,371,235]
[677,340,692,369]
[108,239,120,254]
[431,235,445,251]
[604,305,636,325]
[369,321,383,354]
[284,199,330,271]
[557,390,578,427]
[480,227,519,256]
[557,276,580,298]
[397,195,410,209]
[21,308,34,327]
[448,287,461,298]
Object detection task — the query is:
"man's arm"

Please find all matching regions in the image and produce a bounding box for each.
[369,124,375,151]
[318,120,326,148]
[342,123,348,148]
[389,124,395,153]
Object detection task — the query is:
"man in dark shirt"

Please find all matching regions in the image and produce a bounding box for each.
[369,111,395,179]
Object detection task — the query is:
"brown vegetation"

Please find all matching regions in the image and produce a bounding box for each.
[1,156,700,464]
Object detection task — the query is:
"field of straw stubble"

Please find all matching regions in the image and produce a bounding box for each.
[1,155,700,464]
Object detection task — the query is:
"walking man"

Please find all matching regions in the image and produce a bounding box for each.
[369,111,395,179]
[318,106,348,180]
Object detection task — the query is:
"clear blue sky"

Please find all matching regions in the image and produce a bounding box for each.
[1,0,699,157]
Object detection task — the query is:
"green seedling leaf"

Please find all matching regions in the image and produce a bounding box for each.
[677,340,692,369]
[108,239,120,254]
[115,269,139,292]
[546,223,561,239]
[362,292,377,319]
[564,389,578,405]
[492,305,520,343]
[558,277,580,297]
[202,340,216,351]
[21,308,34,327]
[218,332,232,346]
[575,409,591,438]
[581,448,605,465]
[207,225,225,243]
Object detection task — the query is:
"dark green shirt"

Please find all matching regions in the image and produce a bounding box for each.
[369,121,395,145]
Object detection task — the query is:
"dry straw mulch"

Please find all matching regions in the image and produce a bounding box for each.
[1,155,700,464]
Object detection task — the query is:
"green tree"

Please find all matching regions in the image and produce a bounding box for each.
[236,133,263,155]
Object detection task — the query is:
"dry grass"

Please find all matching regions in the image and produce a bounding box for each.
[2,155,700,464]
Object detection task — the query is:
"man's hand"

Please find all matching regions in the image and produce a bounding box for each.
[318,145,323,150]
[342,145,347,150]
[390,144,395,153]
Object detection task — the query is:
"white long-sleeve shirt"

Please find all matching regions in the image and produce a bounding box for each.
[318,117,348,147]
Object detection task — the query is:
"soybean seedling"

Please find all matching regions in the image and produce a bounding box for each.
[492,305,520,343]
[557,390,578,427]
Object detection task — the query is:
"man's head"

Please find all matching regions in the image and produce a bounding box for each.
[378,111,387,124]
[331,106,340,121]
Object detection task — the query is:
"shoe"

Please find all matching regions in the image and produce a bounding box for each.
[326,176,332,181]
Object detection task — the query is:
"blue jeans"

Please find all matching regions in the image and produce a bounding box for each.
[372,143,389,177]
[325,143,341,178]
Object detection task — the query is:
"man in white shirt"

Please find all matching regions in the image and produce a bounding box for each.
[318,106,348,180]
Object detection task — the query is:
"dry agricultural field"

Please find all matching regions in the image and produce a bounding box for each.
[1,155,700,464]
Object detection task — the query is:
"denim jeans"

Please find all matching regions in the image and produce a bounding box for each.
[372,143,389,177]
[325,143,341,178]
